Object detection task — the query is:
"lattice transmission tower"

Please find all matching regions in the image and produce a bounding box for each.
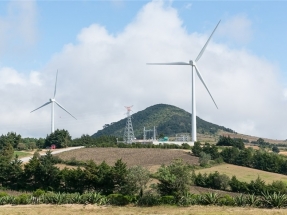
[123,106,135,144]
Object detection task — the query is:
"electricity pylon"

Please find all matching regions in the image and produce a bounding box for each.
[123,106,135,144]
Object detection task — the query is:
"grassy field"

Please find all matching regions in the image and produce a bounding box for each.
[13,151,32,158]
[55,148,287,183]
[1,205,287,215]
[195,163,287,184]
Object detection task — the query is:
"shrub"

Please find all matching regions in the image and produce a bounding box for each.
[33,189,45,197]
[107,194,130,206]
[155,159,192,197]
[177,193,196,206]
[261,191,287,208]
[202,192,221,205]
[136,191,161,206]
[0,192,8,198]
[14,194,32,205]
[218,194,235,206]
[245,194,260,207]
[199,152,211,167]
[160,195,176,205]
[233,194,246,206]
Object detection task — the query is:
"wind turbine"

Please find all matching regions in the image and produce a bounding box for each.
[31,71,77,133]
[147,20,220,143]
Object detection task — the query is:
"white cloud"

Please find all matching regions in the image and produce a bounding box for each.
[0,1,286,140]
[218,14,253,44]
[0,1,38,55]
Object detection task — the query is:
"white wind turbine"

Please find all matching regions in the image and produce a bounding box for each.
[147,21,220,143]
[31,71,77,133]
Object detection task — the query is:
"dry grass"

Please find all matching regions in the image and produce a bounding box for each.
[55,148,199,171]
[1,205,287,215]
[219,131,286,145]
[195,163,287,184]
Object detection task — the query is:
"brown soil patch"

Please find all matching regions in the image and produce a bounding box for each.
[55,148,199,170]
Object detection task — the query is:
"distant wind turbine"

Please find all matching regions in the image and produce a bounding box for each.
[30,71,77,133]
[147,20,221,142]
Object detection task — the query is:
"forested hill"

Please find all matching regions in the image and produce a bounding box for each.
[92,104,234,139]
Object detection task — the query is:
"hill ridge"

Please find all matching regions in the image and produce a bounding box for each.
[92,103,234,139]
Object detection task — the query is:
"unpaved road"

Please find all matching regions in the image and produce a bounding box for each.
[19,146,84,162]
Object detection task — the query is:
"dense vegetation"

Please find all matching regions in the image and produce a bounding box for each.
[1,153,287,208]
[92,104,235,138]
[2,129,287,208]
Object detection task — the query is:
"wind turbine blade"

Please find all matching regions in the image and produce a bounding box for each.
[54,100,77,120]
[195,20,221,62]
[194,65,218,109]
[147,62,190,65]
[54,70,58,99]
[30,101,51,113]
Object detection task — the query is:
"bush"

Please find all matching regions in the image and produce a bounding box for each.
[136,191,161,206]
[0,192,8,198]
[218,194,235,206]
[160,195,176,205]
[177,193,196,206]
[14,194,32,204]
[261,191,287,208]
[199,152,211,167]
[33,189,45,197]
[155,159,192,197]
[107,194,130,206]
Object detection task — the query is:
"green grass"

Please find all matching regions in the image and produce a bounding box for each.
[195,163,287,184]
[13,151,32,158]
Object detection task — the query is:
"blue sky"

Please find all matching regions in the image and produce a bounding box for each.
[2,1,287,75]
[1,0,287,139]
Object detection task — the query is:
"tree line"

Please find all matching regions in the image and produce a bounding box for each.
[191,137,287,175]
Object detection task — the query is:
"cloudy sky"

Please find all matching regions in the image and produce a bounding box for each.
[0,0,287,140]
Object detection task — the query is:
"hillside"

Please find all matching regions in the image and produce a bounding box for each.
[92,104,234,139]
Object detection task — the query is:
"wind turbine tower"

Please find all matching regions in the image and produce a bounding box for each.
[147,21,221,143]
[31,71,77,133]
[124,106,135,144]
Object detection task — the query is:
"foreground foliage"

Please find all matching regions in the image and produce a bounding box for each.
[1,190,287,208]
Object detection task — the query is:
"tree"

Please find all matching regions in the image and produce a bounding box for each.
[72,134,95,146]
[36,138,45,149]
[111,159,128,194]
[220,147,239,164]
[2,132,21,149]
[191,142,202,156]
[199,152,211,167]
[272,145,280,153]
[0,137,14,162]
[155,159,192,197]
[121,165,150,196]
[202,143,220,159]
[44,129,72,148]
[23,151,60,191]
[2,155,24,190]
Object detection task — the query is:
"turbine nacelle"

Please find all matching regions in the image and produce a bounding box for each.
[189,60,195,66]
[50,98,55,102]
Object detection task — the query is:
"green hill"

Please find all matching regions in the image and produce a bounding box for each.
[92,104,234,139]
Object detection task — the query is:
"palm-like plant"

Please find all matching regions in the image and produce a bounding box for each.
[234,194,246,206]
[261,191,287,208]
[202,192,221,205]
[177,193,196,206]
[245,194,259,207]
